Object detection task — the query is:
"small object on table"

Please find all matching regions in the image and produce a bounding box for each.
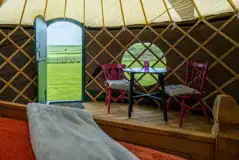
[144,60,149,68]
[144,60,149,72]
[123,67,168,122]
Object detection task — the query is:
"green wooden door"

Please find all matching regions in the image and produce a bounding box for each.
[35,16,47,103]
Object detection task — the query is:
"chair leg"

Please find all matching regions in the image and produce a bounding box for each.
[120,90,125,104]
[166,97,173,112]
[107,89,112,114]
[199,99,209,121]
[105,94,108,106]
[105,87,109,106]
[179,100,185,128]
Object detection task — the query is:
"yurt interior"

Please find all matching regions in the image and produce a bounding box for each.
[1,0,239,160]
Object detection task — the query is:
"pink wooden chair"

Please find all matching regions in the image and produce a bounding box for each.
[165,61,209,128]
[101,64,130,113]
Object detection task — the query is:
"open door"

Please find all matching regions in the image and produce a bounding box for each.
[35,16,47,103]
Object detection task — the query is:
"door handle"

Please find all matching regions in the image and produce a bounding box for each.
[36,41,40,49]
[36,57,47,62]
[36,40,47,62]
[36,40,41,61]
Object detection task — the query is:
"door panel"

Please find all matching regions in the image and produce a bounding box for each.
[35,15,47,103]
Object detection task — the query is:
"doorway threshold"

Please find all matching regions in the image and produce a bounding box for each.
[48,100,84,109]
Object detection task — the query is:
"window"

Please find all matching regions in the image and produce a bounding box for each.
[122,43,166,86]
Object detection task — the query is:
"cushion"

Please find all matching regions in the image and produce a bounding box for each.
[106,79,130,90]
[0,118,35,160]
[165,84,200,97]
[119,142,185,160]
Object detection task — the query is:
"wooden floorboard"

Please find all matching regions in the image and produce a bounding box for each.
[83,102,213,134]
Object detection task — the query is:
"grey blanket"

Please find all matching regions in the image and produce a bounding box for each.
[27,103,139,160]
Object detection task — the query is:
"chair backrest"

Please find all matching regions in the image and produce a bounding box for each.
[101,64,126,80]
[185,61,208,93]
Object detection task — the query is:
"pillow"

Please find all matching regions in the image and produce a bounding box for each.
[165,84,200,97]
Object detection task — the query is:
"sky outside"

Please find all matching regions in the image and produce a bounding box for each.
[47,21,82,45]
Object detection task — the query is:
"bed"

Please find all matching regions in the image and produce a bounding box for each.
[0,102,184,160]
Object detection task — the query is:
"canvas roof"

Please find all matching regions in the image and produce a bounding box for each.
[0,0,238,27]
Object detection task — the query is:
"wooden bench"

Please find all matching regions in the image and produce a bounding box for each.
[212,95,239,160]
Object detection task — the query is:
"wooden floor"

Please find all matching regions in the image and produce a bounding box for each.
[83,102,213,134]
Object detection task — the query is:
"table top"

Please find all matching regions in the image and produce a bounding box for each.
[123,67,168,74]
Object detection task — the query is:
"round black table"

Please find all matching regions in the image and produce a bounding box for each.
[123,67,168,122]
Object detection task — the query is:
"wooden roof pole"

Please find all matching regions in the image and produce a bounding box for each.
[64,0,68,18]
[83,0,86,24]
[162,0,173,22]
[227,0,239,13]
[0,0,4,6]
[191,0,202,19]
[139,0,148,25]
[100,0,105,28]
[119,0,126,29]
[43,0,49,19]
[19,0,28,26]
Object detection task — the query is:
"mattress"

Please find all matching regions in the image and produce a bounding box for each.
[0,118,184,160]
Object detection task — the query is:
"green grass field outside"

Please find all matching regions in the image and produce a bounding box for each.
[47,45,82,101]
[47,63,82,101]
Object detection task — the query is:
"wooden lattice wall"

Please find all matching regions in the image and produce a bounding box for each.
[1,13,239,111]
[0,26,37,104]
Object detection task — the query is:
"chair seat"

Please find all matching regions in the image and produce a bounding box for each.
[165,84,200,97]
[106,79,130,90]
